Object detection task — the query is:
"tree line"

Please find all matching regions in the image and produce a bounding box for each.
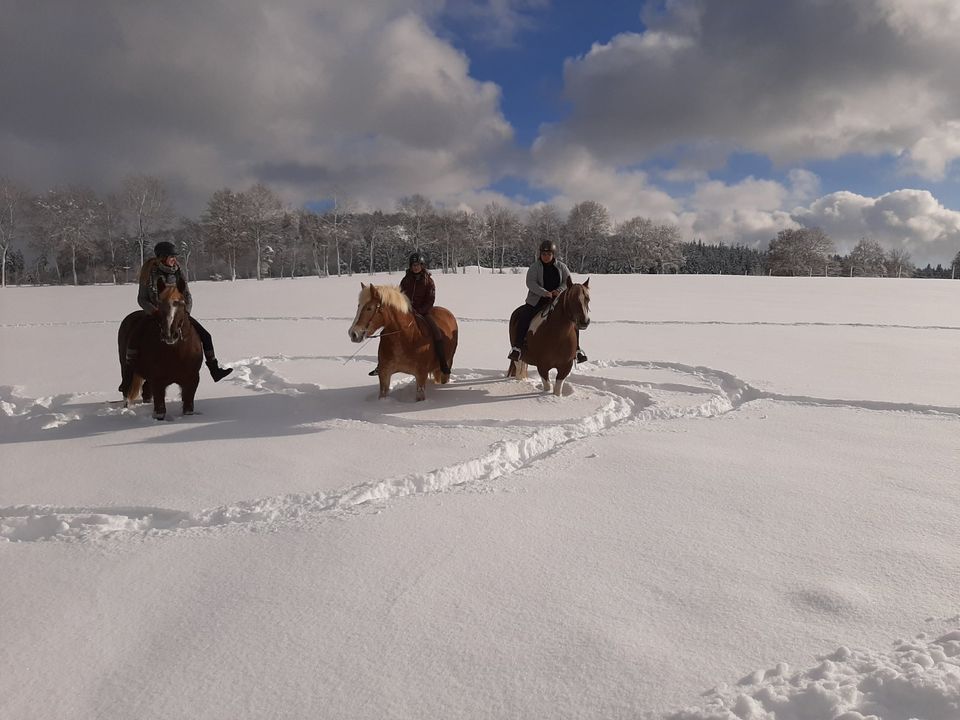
[1,176,958,287]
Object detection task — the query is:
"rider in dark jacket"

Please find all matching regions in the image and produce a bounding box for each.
[119,241,233,394]
[509,240,587,364]
[369,252,449,376]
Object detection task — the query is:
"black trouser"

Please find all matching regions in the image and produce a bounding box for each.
[512,298,550,348]
[417,313,448,371]
[190,317,215,361]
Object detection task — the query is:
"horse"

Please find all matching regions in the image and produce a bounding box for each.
[348,283,458,402]
[117,284,203,420]
[507,276,591,396]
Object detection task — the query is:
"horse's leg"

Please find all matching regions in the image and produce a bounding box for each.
[152,382,168,420]
[554,361,574,397]
[415,369,427,401]
[518,360,529,381]
[181,376,200,415]
[141,379,152,403]
[378,371,391,399]
[537,366,552,394]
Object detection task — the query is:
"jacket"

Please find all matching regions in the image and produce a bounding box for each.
[400,269,436,316]
[525,258,571,306]
[138,258,193,315]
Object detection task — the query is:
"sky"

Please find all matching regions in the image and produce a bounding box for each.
[3,0,960,263]
[1,273,959,718]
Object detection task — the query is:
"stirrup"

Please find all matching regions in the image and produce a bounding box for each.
[576,349,588,363]
[507,348,521,361]
[368,366,379,376]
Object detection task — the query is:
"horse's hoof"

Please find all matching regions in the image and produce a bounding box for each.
[152,412,166,421]
[183,410,195,416]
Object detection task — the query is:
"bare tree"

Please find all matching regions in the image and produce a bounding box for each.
[0,178,30,288]
[122,175,173,266]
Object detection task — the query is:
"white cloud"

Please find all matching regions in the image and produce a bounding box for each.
[793,189,960,263]
[546,0,960,179]
[0,1,517,213]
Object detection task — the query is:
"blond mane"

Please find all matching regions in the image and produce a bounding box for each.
[359,284,411,314]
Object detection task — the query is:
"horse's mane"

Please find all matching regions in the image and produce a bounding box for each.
[361,284,411,314]
[138,257,159,286]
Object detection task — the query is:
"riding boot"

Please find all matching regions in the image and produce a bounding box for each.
[206,359,233,382]
[368,366,379,376]
[507,347,521,361]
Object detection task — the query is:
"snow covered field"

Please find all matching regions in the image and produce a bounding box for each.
[1,272,958,720]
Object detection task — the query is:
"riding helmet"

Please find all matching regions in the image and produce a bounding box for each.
[538,239,557,255]
[408,252,426,268]
[154,240,178,258]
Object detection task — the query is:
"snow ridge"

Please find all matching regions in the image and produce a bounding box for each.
[3,357,957,543]
[668,629,960,720]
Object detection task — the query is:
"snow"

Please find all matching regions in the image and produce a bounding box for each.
[0,273,958,719]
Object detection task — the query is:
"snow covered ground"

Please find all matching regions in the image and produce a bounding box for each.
[1,272,958,720]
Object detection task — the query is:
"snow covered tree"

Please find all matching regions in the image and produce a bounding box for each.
[848,238,887,277]
[202,188,247,280]
[319,190,357,277]
[483,202,521,273]
[0,178,30,288]
[884,247,915,279]
[396,194,437,252]
[767,227,834,276]
[565,201,610,273]
[244,183,284,280]
[525,205,564,256]
[35,186,102,285]
[122,175,173,266]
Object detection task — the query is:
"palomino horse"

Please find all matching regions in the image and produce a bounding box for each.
[118,284,203,420]
[507,277,591,396]
[349,283,458,402]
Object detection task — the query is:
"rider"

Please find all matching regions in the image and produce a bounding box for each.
[508,239,588,364]
[119,241,233,394]
[369,251,450,376]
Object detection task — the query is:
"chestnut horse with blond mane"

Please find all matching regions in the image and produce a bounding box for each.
[118,284,203,420]
[349,283,458,401]
[507,276,590,396]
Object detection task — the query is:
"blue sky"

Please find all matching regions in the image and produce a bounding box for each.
[2,0,959,263]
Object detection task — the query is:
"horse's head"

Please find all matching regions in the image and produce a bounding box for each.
[563,276,591,330]
[157,283,188,345]
[349,283,384,343]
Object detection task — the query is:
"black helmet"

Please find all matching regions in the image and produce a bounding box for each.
[154,240,178,258]
[538,239,557,255]
[408,252,426,268]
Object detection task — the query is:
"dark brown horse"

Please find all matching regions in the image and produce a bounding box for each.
[348,283,458,401]
[507,277,591,396]
[118,285,203,420]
